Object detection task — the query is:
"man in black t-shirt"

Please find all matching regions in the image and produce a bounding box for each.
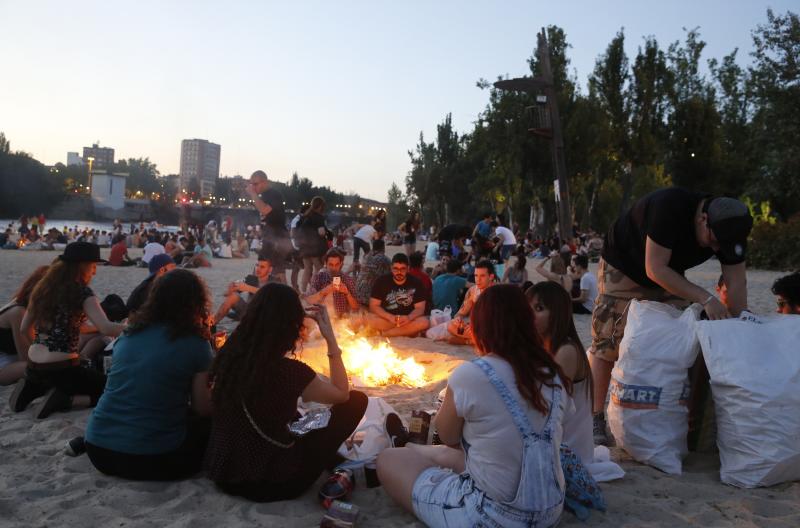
[247,170,290,283]
[364,253,430,337]
[590,187,753,444]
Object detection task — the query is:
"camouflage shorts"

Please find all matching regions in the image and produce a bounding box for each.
[590,259,688,362]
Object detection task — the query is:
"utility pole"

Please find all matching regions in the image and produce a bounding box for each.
[494,28,572,243]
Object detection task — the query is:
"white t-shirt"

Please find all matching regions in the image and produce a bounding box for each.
[142,242,165,264]
[449,355,570,502]
[290,214,302,249]
[494,226,516,246]
[562,379,593,463]
[579,271,598,312]
[354,224,376,243]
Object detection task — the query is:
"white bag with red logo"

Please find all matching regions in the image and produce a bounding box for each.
[607,300,702,475]
[696,315,800,488]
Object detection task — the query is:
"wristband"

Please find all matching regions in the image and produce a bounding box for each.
[702,294,715,306]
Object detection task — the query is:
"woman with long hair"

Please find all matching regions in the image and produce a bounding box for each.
[502,253,529,287]
[399,211,421,256]
[12,242,126,418]
[299,196,328,293]
[0,266,48,385]
[204,284,367,502]
[377,285,571,528]
[526,281,594,463]
[84,269,213,480]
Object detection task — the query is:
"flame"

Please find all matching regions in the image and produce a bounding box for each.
[298,320,443,388]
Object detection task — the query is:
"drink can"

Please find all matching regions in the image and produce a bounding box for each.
[103,355,113,375]
[319,468,355,509]
[364,462,380,488]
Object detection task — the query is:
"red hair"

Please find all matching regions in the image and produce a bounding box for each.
[471,285,571,415]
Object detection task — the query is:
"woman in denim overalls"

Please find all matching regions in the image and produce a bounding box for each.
[378,285,571,527]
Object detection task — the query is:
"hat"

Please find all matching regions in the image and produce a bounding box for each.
[59,241,107,263]
[706,197,753,263]
[148,254,176,275]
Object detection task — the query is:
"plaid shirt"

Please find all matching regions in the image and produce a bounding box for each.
[309,269,357,316]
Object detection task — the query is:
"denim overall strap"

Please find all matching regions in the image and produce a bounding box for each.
[472,357,548,439]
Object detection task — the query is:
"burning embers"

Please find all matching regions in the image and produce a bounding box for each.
[298,322,461,389]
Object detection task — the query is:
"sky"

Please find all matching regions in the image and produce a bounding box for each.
[1,1,793,201]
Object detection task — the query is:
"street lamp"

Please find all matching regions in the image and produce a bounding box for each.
[87,156,95,194]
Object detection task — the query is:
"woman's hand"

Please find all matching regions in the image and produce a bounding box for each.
[305,304,337,345]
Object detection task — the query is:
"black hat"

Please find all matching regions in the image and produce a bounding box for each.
[59,241,107,263]
[706,198,753,263]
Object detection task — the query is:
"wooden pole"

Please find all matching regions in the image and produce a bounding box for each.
[538,29,572,243]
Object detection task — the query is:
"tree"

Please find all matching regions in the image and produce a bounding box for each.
[387,182,406,231]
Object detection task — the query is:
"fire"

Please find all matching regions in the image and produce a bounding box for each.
[298,320,460,389]
[339,334,428,387]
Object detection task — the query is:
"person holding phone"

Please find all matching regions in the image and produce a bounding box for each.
[204,285,367,502]
[305,248,359,318]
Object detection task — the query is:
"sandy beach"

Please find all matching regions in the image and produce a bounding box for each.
[0,246,797,527]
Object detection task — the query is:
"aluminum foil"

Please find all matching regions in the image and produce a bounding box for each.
[288,407,331,436]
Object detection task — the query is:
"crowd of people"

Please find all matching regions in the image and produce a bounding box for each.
[1,176,798,527]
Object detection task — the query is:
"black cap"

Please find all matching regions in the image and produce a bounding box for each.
[707,198,753,263]
[58,241,107,263]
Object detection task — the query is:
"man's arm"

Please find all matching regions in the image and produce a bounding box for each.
[721,262,747,316]
[644,236,728,319]
[454,287,474,319]
[407,300,426,322]
[343,280,360,310]
[246,185,272,217]
[369,297,395,322]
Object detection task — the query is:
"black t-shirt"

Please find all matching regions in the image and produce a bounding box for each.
[370,273,425,316]
[259,189,287,231]
[603,187,737,288]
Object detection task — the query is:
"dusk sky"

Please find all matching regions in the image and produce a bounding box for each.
[1,1,793,201]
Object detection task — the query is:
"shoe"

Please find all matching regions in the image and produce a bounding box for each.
[9,378,47,413]
[33,388,71,419]
[593,413,609,446]
[65,436,86,457]
[385,412,408,448]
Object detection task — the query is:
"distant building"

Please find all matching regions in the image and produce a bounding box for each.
[82,143,115,169]
[179,139,221,198]
[91,171,127,211]
[67,152,83,166]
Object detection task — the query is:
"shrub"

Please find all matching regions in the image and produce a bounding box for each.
[746,214,800,271]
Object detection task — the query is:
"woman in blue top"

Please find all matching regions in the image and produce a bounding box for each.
[377,285,572,528]
[85,269,214,481]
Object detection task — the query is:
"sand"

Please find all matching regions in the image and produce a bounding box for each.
[0,246,798,527]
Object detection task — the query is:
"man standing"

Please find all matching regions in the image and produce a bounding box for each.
[247,170,289,283]
[365,253,430,337]
[590,188,753,444]
[305,248,359,317]
[570,254,597,315]
[446,260,495,344]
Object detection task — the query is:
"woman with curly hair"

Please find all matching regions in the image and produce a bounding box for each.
[378,285,571,528]
[204,283,367,502]
[83,269,213,480]
[12,242,126,418]
[526,281,594,464]
[0,266,48,385]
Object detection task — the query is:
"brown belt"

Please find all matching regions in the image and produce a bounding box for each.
[28,358,81,371]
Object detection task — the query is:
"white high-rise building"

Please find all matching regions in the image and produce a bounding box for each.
[67,152,83,166]
[179,139,221,199]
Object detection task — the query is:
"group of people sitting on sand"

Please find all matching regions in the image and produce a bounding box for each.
[1,186,798,527]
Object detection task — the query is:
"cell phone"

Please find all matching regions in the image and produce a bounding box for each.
[333,276,341,286]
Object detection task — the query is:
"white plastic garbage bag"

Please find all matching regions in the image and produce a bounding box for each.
[429,306,452,327]
[426,322,451,340]
[696,314,800,488]
[607,300,702,475]
[337,397,402,462]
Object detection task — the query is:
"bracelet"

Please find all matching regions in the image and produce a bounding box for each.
[702,294,715,306]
